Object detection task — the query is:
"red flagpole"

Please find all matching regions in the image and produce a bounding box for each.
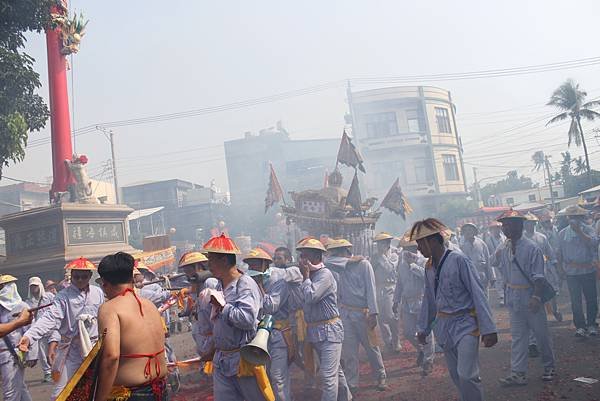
[46,2,73,200]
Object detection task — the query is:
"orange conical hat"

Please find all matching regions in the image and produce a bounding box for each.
[65,257,96,271]
[202,234,241,255]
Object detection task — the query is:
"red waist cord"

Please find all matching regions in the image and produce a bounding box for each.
[121,349,166,401]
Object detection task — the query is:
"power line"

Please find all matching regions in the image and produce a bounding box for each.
[350,56,600,84]
[23,56,600,151]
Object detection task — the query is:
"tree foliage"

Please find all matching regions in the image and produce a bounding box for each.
[0,0,52,177]
[556,151,600,196]
[547,79,600,180]
[480,170,534,201]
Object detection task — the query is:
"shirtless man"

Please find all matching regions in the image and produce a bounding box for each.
[95,252,168,401]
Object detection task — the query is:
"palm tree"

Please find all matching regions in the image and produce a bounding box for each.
[560,151,573,180]
[532,150,555,208]
[547,79,600,184]
[574,157,587,175]
[532,151,546,172]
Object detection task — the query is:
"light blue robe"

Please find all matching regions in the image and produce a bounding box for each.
[24,284,104,400]
[1,302,37,401]
[301,267,351,401]
[557,224,599,276]
[496,237,555,374]
[418,249,496,401]
[212,273,264,401]
[325,256,385,388]
[261,267,301,401]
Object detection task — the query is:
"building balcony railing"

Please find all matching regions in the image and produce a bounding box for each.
[359,133,428,150]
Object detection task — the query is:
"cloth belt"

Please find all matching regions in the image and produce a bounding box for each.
[436,308,479,336]
[306,316,340,328]
[108,377,167,401]
[217,348,240,354]
[273,320,290,331]
[506,283,531,289]
[340,304,368,313]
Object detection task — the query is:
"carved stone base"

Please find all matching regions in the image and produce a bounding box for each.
[0,203,137,289]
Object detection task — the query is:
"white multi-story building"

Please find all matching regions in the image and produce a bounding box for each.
[349,86,467,214]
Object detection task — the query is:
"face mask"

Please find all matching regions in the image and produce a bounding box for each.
[308,261,324,272]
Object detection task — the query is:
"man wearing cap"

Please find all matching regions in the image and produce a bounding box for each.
[0,275,37,401]
[413,218,497,401]
[26,276,56,383]
[523,213,562,323]
[297,237,352,401]
[496,210,556,386]
[557,205,599,337]
[244,247,302,401]
[393,234,434,376]
[325,238,386,393]
[19,258,105,400]
[177,252,218,362]
[460,223,496,299]
[371,232,401,353]
[204,234,266,401]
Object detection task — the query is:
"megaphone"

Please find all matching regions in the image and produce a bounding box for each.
[240,314,273,365]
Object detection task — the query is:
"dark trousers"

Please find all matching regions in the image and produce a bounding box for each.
[566,272,598,329]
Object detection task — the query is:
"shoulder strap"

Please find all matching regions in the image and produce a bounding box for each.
[434,250,452,297]
[511,257,534,287]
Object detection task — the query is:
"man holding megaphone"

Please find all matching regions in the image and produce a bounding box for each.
[203,234,272,401]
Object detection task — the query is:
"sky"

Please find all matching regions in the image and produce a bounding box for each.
[5,0,600,194]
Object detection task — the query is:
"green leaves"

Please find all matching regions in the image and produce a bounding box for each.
[0,0,51,178]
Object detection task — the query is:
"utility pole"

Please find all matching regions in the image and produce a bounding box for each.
[472,167,483,207]
[96,125,120,204]
[544,155,555,211]
[109,130,120,204]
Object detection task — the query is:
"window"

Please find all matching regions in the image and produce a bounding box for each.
[528,194,536,202]
[552,191,558,198]
[442,154,459,181]
[406,109,421,133]
[365,112,399,138]
[408,158,433,184]
[435,107,452,133]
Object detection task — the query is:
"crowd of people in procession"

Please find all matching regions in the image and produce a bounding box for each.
[0,203,598,401]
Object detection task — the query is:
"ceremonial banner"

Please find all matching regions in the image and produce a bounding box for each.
[55,333,104,401]
[265,163,285,213]
[380,177,413,220]
[133,247,176,271]
[345,171,362,211]
[336,131,366,173]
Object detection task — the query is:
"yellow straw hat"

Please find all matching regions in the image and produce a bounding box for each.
[178,251,208,268]
[326,239,353,250]
[0,275,18,285]
[243,248,273,263]
[296,237,327,252]
[373,232,394,242]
